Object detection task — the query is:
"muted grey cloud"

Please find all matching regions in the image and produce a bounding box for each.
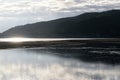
[0,0,120,32]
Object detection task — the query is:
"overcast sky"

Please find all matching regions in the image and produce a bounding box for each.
[0,0,120,32]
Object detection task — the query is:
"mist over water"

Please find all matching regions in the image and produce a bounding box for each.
[0,47,120,80]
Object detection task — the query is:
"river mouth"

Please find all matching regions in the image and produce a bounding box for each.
[0,46,120,80]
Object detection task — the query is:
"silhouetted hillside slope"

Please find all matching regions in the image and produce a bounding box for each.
[1,10,120,38]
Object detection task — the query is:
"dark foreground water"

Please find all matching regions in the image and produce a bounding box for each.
[0,47,120,80]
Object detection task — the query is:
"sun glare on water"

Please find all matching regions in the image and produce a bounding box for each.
[0,37,33,42]
[0,37,99,43]
[0,37,73,43]
[0,37,67,43]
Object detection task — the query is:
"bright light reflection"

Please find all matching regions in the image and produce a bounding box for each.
[0,37,68,43]
[0,38,75,42]
[0,37,32,42]
[0,38,117,43]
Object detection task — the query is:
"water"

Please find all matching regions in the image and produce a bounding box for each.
[0,47,120,80]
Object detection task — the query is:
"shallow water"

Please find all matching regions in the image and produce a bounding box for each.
[0,47,120,80]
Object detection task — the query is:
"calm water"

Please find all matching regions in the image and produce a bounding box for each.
[0,47,120,80]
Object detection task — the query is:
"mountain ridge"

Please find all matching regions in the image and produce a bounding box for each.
[1,9,120,38]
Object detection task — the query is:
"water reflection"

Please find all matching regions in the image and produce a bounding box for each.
[0,48,120,80]
[26,47,120,64]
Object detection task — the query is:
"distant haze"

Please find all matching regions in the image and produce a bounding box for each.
[0,0,120,32]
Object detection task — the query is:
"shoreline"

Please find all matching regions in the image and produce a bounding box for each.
[0,38,120,49]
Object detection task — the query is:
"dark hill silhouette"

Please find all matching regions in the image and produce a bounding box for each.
[1,10,120,38]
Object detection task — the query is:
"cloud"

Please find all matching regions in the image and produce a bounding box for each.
[0,0,120,17]
[0,0,120,32]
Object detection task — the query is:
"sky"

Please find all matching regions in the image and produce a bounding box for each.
[0,0,120,32]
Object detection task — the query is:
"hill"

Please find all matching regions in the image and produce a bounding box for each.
[1,10,120,38]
